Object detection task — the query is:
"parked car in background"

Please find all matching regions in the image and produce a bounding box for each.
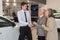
[54,13,60,32]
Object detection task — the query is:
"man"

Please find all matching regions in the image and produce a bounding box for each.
[17,2,32,40]
[33,8,46,40]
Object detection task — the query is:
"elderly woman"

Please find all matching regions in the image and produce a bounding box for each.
[42,9,58,40]
[33,8,47,40]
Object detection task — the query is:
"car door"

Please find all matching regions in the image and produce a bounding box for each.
[0,17,15,40]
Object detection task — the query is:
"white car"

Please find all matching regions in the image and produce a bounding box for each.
[0,16,20,40]
[54,13,60,32]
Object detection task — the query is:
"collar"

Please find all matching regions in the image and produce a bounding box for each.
[39,15,44,18]
[21,10,27,12]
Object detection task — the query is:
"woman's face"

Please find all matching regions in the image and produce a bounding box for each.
[45,9,49,17]
[38,9,44,16]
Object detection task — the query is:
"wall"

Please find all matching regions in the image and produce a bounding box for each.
[0,0,3,16]
[43,0,60,12]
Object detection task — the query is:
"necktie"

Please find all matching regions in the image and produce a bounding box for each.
[24,12,27,22]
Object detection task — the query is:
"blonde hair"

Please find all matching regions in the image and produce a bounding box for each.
[38,8,45,17]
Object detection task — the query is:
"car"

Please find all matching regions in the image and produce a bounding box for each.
[0,16,20,40]
[54,13,60,32]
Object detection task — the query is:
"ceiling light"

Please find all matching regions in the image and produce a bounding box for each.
[6,0,9,2]
[6,0,9,6]
[13,3,16,6]
[14,0,16,2]
[27,0,30,3]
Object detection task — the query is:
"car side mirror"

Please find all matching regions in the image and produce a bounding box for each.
[12,22,16,27]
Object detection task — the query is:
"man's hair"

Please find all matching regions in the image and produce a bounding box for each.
[21,2,27,6]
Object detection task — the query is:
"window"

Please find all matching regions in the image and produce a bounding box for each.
[0,17,15,27]
[0,19,6,22]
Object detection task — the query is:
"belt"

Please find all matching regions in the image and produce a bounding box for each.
[20,25,28,27]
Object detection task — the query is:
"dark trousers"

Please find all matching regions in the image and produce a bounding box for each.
[18,26,32,40]
[38,36,45,40]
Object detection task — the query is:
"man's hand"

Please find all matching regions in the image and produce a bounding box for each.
[28,23,33,28]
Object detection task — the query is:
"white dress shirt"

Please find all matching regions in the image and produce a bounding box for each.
[17,10,31,27]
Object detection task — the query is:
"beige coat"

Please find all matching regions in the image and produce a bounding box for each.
[43,17,58,40]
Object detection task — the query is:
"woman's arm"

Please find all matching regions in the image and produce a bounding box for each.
[42,18,56,31]
[33,17,47,29]
[33,22,42,28]
[42,24,49,31]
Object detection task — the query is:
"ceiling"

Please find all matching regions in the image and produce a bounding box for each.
[3,0,29,2]
[3,0,46,5]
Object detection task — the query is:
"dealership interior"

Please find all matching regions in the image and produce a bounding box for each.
[0,0,60,40]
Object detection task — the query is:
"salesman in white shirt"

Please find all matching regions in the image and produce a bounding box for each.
[17,2,33,40]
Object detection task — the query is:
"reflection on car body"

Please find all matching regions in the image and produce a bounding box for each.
[54,13,60,32]
[0,16,19,40]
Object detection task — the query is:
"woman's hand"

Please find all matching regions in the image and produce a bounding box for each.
[42,24,46,28]
[33,22,37,25]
